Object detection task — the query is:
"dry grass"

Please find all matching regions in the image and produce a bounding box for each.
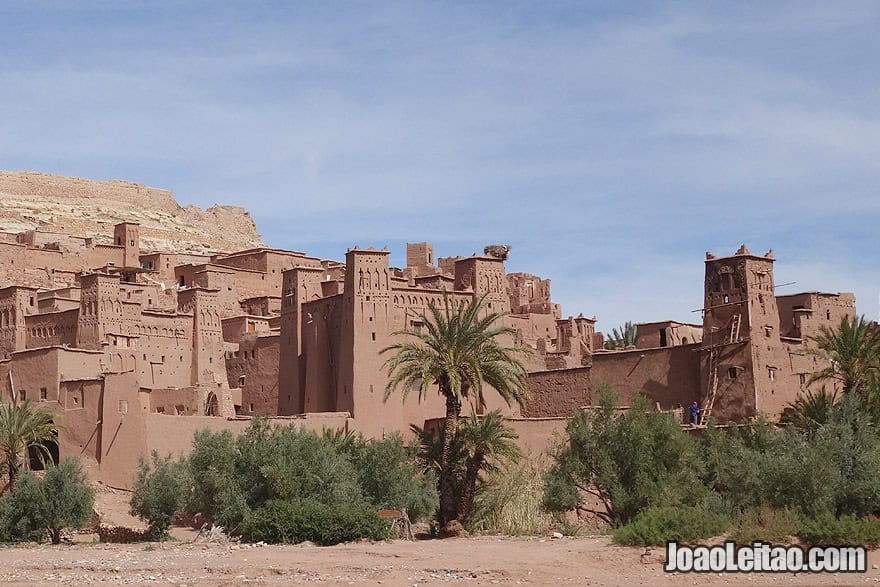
[470,454,556,535]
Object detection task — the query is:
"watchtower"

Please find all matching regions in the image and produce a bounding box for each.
[113,222,140,269]
[700,246,783,422]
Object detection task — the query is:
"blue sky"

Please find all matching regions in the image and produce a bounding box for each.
[1,1,878,331]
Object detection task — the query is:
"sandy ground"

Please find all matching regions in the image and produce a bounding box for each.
[0,533,875,586]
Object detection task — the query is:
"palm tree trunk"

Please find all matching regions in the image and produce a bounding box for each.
[439,392,461,525]
[458,452,483,527]
[6,461,16,490]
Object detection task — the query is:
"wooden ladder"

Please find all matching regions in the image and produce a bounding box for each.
[729,313,741,343]
[700,349,719,425]
[700,312,742,425]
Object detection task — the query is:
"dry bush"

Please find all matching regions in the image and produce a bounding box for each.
[470,454,555,535]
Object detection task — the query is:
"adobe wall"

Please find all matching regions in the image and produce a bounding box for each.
[0,241,123,289]
[142,388,201,415]
[225,334,280,415]
[505,417,569,456]
[24,309,78,348]
[57,378,104,464]
[777,292,856,340]
[592,344,702,408]
[635,322,702,349]
[524,367,592,418]
[133,312,194,388]
[525,345,702,418]
[239,296,281,317]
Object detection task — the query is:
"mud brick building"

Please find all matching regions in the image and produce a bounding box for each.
[0,172,857,487]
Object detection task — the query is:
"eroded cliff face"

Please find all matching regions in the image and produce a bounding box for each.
[0,171,265,254]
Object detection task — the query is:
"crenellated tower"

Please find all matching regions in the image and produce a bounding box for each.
[0,287,37,358]
[76,273,123,350]
[113,222,140,271]
[453,256,510,314]
[700,246,784,422]
[278,265,324,415]
[178,287,224,386]
[337,248,391,419]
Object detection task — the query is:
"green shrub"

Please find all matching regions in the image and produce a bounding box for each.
[0,458,95,544]
[544,389,706,526]
[798,513,880,547]
[186,429,239,524]
[612,506,729,546]
[240,499,389,545]
[2,472,53,542]
[130,452,188,539]
[38,458,96,544]
[185,420,437,542]
[346,434,437,523]
[730,506,800,545]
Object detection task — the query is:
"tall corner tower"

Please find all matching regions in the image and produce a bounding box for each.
[278,265,324,415]
[701,245,782,422]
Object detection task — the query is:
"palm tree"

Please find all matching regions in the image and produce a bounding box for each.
[382,293,530,526]
[605,321,637,350]
[457,409,522,526]
[780,387,838,433]
[0,398,59,488]
[808,315,880,395]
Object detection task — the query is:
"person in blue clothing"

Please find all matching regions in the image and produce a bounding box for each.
[689,401,701,425]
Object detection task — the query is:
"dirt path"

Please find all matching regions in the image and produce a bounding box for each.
[0,535,873,586]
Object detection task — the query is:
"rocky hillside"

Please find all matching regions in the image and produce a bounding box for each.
[0,171,265,254]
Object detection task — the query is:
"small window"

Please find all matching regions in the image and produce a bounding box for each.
[239,375,246,387]
[722,294,730,304]
[727,367,737,379]
[371,332,376,341]
[768,368,776,381]
[799,373,807,385]
[118,399,128,414]
[826,310,831,320]
[40,387,47,401]
[19,390,26,401]
[249,403,254,412]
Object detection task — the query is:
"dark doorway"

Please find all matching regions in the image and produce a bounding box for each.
[28,427,59,470]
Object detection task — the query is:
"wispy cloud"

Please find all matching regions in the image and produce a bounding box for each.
[0,1,877,328]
